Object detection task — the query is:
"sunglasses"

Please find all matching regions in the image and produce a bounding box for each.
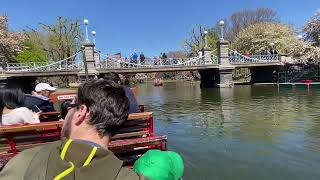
[60,101,78,119]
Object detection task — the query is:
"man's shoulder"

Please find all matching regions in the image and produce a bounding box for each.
[25,95,48,105]
[0,146,43,179]
[11,145,43,160]
[3,141,60,168]
[0,142,61,180]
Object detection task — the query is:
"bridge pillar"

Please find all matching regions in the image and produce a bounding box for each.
[79,43,99,80]
[217,40,234,88]
[203,47,212,64]
[94,49,100,68]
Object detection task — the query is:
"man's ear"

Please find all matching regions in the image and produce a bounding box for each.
[74,105,89,126]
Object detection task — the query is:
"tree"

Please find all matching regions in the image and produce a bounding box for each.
[0,16,27,63]
[304,11,320,47]
[182,25,219,55]
[232,22,304,57]
[216,8,279,42]
[27,17,84,61]
[232,22,320,62]
[166,50,188,59]
[15,40,48,63]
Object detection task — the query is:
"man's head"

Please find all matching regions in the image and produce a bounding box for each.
[62,80,130,147]
[35,83,56,97]
[103,72,120,84]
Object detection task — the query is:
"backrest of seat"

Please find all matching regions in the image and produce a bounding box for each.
[112,112,154,140]
[0,122,63,154]
[39,112,61,122]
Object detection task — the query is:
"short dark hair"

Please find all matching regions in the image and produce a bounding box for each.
[0,88,25,109]
[103,72,120,83]
[77,80,129,137]
[0,88,25,123]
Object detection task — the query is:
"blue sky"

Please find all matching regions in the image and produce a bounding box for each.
[1,0,319,57]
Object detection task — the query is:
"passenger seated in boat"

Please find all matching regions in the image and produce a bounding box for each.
[0,88,39,126]
[0,80,147,179]
[24,83,56,112]
[103,72,140,113]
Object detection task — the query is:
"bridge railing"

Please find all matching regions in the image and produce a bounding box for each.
[4,52,81,72]
[97,52,217,70]
[228,49,280,64]
[6,62,49,71]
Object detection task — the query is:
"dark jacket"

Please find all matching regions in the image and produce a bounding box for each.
[24,95,55,112]
[124,86,140,113]
[0,139,147,180]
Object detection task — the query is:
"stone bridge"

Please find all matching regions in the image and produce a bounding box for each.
[1,40,288,90]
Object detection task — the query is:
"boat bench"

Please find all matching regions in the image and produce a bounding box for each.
[0,112,167,169]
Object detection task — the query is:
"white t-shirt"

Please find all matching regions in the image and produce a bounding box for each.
[2,107,40,126]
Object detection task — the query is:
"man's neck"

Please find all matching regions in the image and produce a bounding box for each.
[70,131,109,150]
[35,94,49,100]
[75,139,103,148]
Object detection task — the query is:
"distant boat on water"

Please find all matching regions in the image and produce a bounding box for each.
[154,78,163,86]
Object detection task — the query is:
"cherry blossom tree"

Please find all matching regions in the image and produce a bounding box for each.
[0,16,27,63]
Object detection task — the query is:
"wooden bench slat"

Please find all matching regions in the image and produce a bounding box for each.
[0,112,152,133]
[0,122,63,133]
[119,126,148,134]
[110,135,167,152]
[112,131,149,140]
[0,135,167,154]
[127,112,152,120]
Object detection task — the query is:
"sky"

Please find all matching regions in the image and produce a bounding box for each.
[1,0,319,57]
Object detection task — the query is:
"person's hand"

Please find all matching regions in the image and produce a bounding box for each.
[31,91,37,96]
[33,112,40,121]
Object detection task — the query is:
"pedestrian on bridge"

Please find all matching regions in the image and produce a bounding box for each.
[270,49,278,55]
[133,52,138,64]
[162,53,168,65]
[140,53,145,65]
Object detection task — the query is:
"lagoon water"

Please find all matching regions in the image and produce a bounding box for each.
[136,81,320,180]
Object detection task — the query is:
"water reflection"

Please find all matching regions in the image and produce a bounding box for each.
[136,81,320,180]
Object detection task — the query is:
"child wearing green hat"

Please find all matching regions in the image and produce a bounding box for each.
[133,150,184,180]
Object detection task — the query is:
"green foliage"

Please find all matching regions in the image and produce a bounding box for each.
[231,22,304,56]
[207,31,219,51]
[183,25,219,55]
[15,40,48,63]
[26,16,83,61]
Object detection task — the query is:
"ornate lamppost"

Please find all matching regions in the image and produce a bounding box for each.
[204,30,208,48]
[83,19,89,42]
[91,30,96,45]
[219,20,225,41]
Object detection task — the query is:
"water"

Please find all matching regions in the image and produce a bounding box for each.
[135,81,320,180]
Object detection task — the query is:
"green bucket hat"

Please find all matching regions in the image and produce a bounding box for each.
[133,150,184,180]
